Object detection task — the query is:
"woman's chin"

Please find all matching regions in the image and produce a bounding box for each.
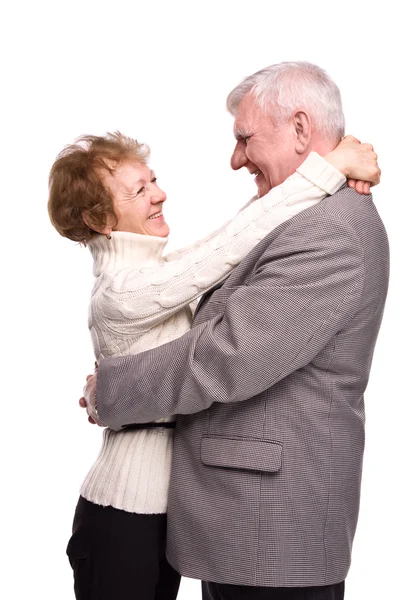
[153,223,170,238]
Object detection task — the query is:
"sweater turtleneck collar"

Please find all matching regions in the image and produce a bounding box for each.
[88,231,169,276]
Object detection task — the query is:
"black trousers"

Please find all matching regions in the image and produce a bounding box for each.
[66,496,181,600]
[202,581,344,600]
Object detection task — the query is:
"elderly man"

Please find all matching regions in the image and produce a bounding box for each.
[83,61,389,600]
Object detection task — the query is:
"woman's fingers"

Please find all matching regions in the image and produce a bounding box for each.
[348,179,372,195]
[342,135,360,144]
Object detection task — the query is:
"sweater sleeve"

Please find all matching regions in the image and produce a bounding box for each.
[164,153,342,262]
[98,152,345,331]
[164,197,255,262]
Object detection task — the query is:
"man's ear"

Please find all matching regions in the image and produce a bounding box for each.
[82,211,113,236]
[292,110,312,154]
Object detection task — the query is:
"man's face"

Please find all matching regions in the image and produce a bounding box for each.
[231,93,298,198]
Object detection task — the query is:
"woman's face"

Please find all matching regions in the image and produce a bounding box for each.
[103,160,170,237]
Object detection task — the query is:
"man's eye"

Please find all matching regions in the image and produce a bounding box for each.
[244,137,251,145]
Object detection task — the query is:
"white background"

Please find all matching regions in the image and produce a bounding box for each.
[1,1,416,598]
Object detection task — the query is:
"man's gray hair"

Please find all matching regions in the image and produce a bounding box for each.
[226,61,345,143]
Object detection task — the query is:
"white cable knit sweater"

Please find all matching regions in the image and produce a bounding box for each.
[80,152,345,514]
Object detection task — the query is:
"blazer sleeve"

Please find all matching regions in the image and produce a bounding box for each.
[98,153,345,332]
[96,208,365,430]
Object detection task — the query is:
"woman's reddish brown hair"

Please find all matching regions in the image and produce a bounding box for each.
[48,132,150,244]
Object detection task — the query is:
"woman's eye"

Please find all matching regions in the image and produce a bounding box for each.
[151,177,157,183]
[136,186,145,195]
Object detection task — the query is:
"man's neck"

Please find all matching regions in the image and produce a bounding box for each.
[310,137,339,157]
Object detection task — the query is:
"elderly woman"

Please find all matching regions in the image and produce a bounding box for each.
[48,131,379,600]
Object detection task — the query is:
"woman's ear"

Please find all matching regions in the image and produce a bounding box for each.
[82,211,113,236]
[292,110,312,154]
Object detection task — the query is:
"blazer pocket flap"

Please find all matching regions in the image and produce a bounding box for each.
[201,435,282,473]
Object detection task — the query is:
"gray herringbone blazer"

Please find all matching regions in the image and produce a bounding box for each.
[98,185,389,587]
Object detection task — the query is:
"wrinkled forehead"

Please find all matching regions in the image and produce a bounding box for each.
[233,92,264,136]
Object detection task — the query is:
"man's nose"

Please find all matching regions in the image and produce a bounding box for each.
[230,141,247,171]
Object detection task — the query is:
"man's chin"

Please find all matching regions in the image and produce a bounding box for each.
[257,184,270,199]
[254,173,271,198]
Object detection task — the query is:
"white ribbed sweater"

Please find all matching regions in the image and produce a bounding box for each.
[80,152,345,514]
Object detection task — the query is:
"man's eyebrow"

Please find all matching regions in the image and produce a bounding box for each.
[234,128,251,141]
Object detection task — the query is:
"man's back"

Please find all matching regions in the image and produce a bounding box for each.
[166,186,389,586]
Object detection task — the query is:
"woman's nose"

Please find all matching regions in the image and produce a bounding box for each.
[152,187,167,203]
